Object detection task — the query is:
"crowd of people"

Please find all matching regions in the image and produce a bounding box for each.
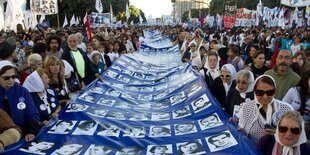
[0,24,310,154]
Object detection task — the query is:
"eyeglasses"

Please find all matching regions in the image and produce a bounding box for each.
[220,74,231,78]
[1,75,17,80]
[236,80,247,85]
[278,126,301,135]
[254,89,275,96]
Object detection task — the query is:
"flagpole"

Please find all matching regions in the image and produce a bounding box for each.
[57,13,60,29]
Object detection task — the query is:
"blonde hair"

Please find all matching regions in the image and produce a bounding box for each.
[44,56,65,86]
[278,111,303,129]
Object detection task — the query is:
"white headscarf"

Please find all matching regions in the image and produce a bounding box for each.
[221,64,237,81]
[273,114,307,155]
[89,50,101,63]
[23,71,45,92]
[253,75,276,126]
[0,60,14,70]
[62,60,74,76]
[236,69,255,98]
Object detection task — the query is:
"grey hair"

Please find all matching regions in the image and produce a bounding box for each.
[27,53,42,65]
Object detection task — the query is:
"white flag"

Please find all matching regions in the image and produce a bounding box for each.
[126,3,130,20]
[70,14,76,26]
[83,12,88,24]
[5,0,25,31]
[39,15,45,24]
[139,13,143,24]
[306,5,310,25]
[292,7,299,25]
[95,0,103,13]
[62,14,68,28]
[0,5,4,30]
[75,17,80,26]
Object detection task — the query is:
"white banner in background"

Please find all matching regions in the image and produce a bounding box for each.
[31,0,58,15]
[89,12,111,28]
[235,8,256,27]
[281,0,310,7]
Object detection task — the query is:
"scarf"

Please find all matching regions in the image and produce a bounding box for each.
[22,71,45,93]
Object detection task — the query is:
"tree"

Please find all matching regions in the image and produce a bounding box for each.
[181,8,209,22]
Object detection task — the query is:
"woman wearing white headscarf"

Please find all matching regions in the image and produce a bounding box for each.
[238,75,293,144]
[210,64,237,107]
[199,50,221,87]
[23,68,61,126]
[258,110,310,155]
[225,69,255,117]
[0,61,40,142]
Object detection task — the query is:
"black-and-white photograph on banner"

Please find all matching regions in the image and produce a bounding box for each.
[146,144,173,155]
[104,70,118,78]
[97,123,121,137]
[72,120,98,135]
[206,130,238,152]
[105,88,121,97]
[78,93,96,103]
[133,72,145,79]
[89,87,105,94]
[190,94,211,113]
[198,113,223,130]
[172,105,191,119]
[19,141,56,155]
[86,107,108,118]
[48,120,77,134]
[170,91,186,105]
[106,111,127,120]
[123,126,146,138]
[31,0,58,15]
[149,125,171,137]
[84,144,113,155]
[129,112,150,121]
[97,98,116,106]
[151,101,170,109]
[115,146,143,155]
[133,103,151,110]
[115,102,132,109]
[176,139,206,155]
[118,75,130,83]
[188,83,203,97]
[138,94,153,101]
[151,112,170,121]
[89,12,111,28]
[66,103,89,112]
[174,122,198,135]
[51,143,84,155]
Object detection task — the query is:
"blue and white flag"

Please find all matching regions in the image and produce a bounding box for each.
[2,31,260,155]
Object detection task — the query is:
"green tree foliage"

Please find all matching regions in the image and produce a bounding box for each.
[46,0,146,27]
[181,8,209,22]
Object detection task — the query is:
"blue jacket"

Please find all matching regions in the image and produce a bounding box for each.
[0,83,40,135]
[30,87,59,122]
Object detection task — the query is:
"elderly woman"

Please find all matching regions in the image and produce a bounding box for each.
[19,53,43,85]
[225,69,254,117]
[0,62,40,142]
[44,56,70,107]
[200,51,221,87]
[23,68,61,126]
[238,75,293,144]
[210,64,236,107]
[258,111,310,155]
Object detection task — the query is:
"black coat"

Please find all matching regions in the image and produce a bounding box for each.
[61,46,98,85]
[225,88,254,116]
[210,77,236,107]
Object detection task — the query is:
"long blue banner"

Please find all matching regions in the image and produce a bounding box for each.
[3,31,261,155]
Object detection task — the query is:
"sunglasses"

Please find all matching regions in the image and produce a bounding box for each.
[1,75,17,80]
[254,89,275,96]
[220,74,231,78]
[278,126,301,135]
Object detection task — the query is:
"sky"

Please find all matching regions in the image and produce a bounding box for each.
[130,0,173,18]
